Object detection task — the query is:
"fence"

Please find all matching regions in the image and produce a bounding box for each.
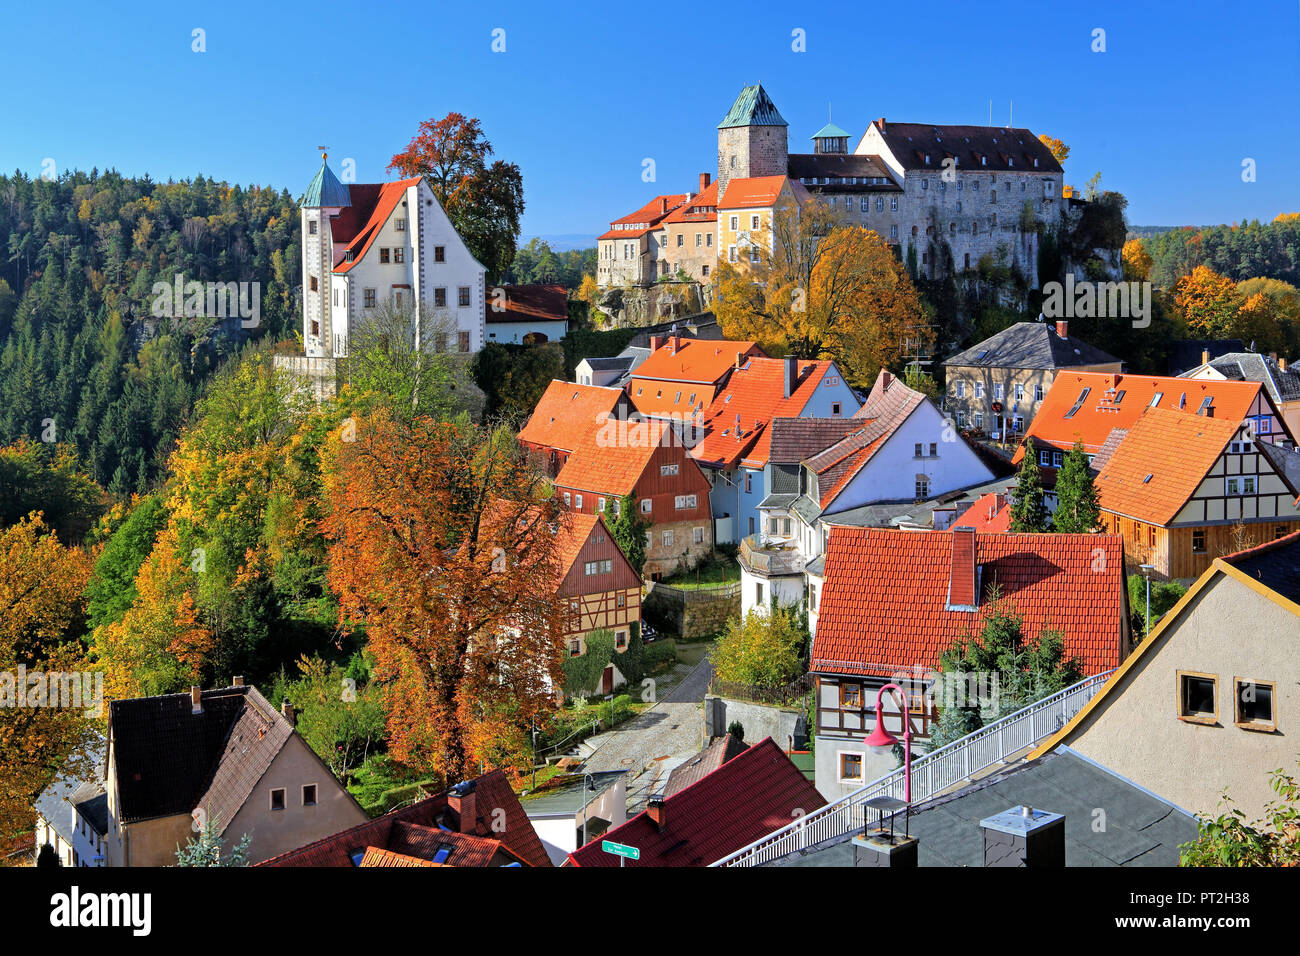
[709,668,1115,867]
[710,673,814,707]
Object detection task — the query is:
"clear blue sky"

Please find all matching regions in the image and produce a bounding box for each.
[1,0,1296,238]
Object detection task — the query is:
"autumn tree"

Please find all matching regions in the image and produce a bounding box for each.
[0,515,95,840]
[1175,265,1241,338]
[1037,135,1070,165]
[321,411,566,780]
[1052,441,1101,533]
[713,607,805,689]
[388,113,524,282]
[1121,239,1153,282]
[714,201,929,388]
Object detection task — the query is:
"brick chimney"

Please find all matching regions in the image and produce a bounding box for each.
[783,356,798,398]
[650,335,664,351]
[980,805,1065,867]
[671,335,682,352]
[281,698,295,725]
[881,369,893,391]
[949,527,977,607]
[1201,349,1210,365]
[1055,320,1068,339]
[1281,357,1289,372]
[878,117,887,132]
[736,351,745,369]
[647,798,667,831]
[660,197,669,215]
[190,686,202,715]
[232,675,244,687]
[448,782,478,834]
[699,172,711,192]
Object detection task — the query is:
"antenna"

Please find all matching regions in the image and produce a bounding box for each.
[1009,100,1013,128]
[988,100,992,126]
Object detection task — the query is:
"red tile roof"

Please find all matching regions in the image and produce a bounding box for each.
[330,178,423,274]
[1016,372,1263,461]
[632,338,762,386]
[1094,406,1239,526]
[487,284,568,324]
[565,738,825,867]
[690,357,835,469]
[598,194,690,239]
[952,493,1011,532]
[518,380,624,454]
[812,528,1128,678]
[662,180,721,223]
[258,770,550,868]
[357,847,441,867]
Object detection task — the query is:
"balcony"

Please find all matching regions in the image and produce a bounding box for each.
[738,534,806,577]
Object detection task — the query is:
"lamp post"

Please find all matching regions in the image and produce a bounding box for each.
[863,682,913,804]
[1139,563,1155,637]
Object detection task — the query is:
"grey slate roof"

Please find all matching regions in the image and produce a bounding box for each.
[1222,528,1300,605]
[1258,441,1300,498]
[877,123,1063,174]
[580,356,635,372]
[1091,427,1130,474]
[109,685,292,827]
[1186,352,1300,403]
[34,735,108,845]
[787,153,900,192]
[757,493,798,511]
[944,321,1120,370]
[770,749,1197,867]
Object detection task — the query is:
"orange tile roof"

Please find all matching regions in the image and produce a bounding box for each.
[357,847,442,867]
[1016,372,1263,461]
[632,338,762,387]
[554,419,676,498]
[598,194,689,239]
[718,175,796,209]
[518,380,624,454]
[952,493,1011,532]
[331,178,422,274]
[662,180,721,223]
[1094,406,1239,526]
[691,358,834,469]
[812,528,1128,678]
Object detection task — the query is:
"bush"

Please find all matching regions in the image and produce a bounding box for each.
[713,607,804,688]
[643,640,678,672]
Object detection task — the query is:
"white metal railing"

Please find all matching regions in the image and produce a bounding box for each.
[709,668,1115,867]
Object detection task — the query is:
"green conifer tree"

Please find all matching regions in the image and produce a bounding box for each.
[1009,447,1050,532]
[1053,440,1101,533]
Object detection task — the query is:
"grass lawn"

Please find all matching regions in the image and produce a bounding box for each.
[660,553,740,590]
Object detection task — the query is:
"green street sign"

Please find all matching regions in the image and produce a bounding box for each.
[601,839,639,860]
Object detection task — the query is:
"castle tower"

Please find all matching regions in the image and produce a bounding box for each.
[299,154,350,358]
[716,84,789,196]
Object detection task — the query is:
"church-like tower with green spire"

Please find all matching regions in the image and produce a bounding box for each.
[716,84,789,196]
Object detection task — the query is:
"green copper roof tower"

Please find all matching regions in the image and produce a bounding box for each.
[717,84,788,129]
[300,154,351,208]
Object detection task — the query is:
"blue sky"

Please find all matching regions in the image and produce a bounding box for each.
[1,0,1297,238]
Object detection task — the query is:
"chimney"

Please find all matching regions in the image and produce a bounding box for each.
[949,527,977,607]
[699,172,711,192]
[190,686,202,715]
[650,335,664,351]
[1055,320,1068,339]
[647,798,667,831]
[980,806,1065,867]
[671,334,682,352]
[1281,357,1289,372]
[281,698,295,725]
[447,781,478,834]
[735,351,745,369]
[1201,349,1210,365]
[783,356,798,398]
[660,197,669,215]
[232,675,244,687]
[881,369,893,391]
[878,117,887,132]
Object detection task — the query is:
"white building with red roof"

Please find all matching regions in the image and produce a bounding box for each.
[299,154,486,360]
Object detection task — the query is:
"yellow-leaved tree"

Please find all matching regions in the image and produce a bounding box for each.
[713,200,928,388]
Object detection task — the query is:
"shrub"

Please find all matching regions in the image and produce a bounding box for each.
[713,607,804,688]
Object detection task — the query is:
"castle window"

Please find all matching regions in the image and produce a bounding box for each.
[434,287,447,307]
[890,225,898,238]
[393,248,404,264]
[458,286,471,307]
[310,276,318,291]
[363,289,376,309]
[695,233,702,247]
[875,196,883,212]
[379,248,390,264]
[308,220,318,235]
[706,234,713,247]
[891,196,899,211]
[394,218,406,231]
[434,246,445,262]
[922,179,929,191]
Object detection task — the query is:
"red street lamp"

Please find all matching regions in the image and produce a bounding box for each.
[863,682,913,804]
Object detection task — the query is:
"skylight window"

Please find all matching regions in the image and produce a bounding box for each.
[1197,397,1214,416]
[432,844,454,865]
[1063,387,1091,419]
[349,848,366,866]
[1150,392,1162,407]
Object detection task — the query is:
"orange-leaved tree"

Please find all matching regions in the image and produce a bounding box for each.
[321,410,566,781]
[0,515,96,840]
[1175,264,1241,338]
